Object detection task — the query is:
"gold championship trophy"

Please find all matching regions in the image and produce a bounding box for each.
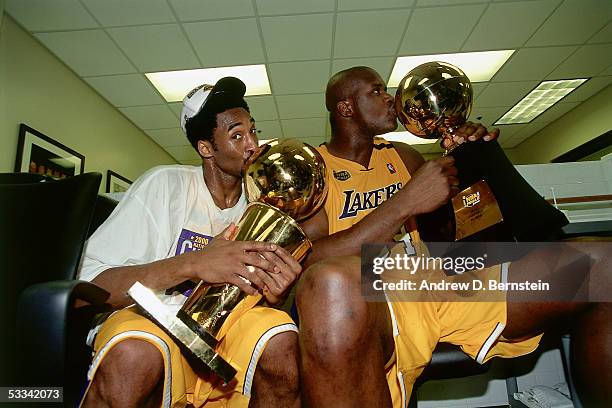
[395,61,567,242]
[395,61,503,241]
[128,138,327,382]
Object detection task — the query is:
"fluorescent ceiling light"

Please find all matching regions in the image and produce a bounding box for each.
[381,131,437,145]
[146,64,271,102]
[495,79,588,125]
[388,50,515,87]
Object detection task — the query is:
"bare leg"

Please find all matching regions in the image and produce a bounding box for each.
[82,339,163,408]
[249,331,300,407]
[503,242,612,407]
[297,256,395,407]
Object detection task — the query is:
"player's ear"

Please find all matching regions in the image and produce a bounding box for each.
[198,139,214,158]
[337,100,353,117]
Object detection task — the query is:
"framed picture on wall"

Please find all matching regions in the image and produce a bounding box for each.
[14,123,85,178]
[106,170,132,193]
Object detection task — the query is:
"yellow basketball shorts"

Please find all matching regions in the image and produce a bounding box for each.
[384,263,543,407]
[81,305,297,407]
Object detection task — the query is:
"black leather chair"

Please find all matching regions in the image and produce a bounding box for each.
[88,194,119,239]
[0,172,110,405]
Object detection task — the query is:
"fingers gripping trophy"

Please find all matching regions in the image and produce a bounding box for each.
[128,139,327,382]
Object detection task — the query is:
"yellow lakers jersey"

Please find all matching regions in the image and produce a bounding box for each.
[317,137,420,246]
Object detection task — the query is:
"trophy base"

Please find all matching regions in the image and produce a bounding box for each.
[128,282,237,383]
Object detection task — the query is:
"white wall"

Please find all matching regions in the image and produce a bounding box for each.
[516,154,612,200]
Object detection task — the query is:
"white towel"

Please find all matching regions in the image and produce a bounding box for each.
[513,383,574,408]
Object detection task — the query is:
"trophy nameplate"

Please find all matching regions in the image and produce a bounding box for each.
[452,180,503,241]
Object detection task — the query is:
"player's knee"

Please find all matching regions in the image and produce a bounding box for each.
[297,256,361,308]
[97,339,164,386]
[256,331,299,391]
[86,339,164,406]
[297,257,375,357]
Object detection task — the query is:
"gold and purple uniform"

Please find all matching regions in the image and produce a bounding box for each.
[317,138,541,407]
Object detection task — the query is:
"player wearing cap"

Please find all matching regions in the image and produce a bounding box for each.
[78,77,301,407]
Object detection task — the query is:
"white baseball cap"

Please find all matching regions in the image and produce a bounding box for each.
[180,76,247,135]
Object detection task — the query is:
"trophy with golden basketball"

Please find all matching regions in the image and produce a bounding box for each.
[128,138,327,382]
[395,61,567,242]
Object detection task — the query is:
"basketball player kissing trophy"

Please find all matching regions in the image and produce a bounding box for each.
[128,138,327,382]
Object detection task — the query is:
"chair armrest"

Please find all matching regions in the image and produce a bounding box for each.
[16,280,110,386]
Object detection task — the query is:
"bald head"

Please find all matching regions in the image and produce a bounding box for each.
[325,66,380,113]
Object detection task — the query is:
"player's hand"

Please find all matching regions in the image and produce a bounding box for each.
[251,245,302,305]
[403,157,459,215]
[188,223,284,295]
[441,121,499,149]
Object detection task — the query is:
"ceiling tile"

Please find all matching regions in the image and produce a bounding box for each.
[146,128,186,147]
[526,0,610,46]
[168,0,254,21]
[563,76,612,102]
[472,83,487,98]
[107,24,200,72]
[399,4,486,55]
[268,61,330,94]
[82,0,175,26]
[463,0,560,51]
[261,14,333,62]
[548,43,612,79]
[35,30,135,76]
[334,10,412,58]
[512,121,549,144]
[256,0,335,15]
[500,135,526,149]
[416,0,487,5]
[85,74,164,107]
[339,0,415,10]
[119,105,178,129]
[531,101,580,123]
[6,0,98,31]
[469,106,510,126]
[256,120,283,139]
[500,126,529,148]
[332,57,395,79]
[164,145,200,161]
[588,21,612,43]
[276,94,326,119]
[168,102,183,118]
[492,46,577,82]
[245,96,279,121]
[281,118,326,138]
[496,124,528,140]
[184,19,264,67]
[474,81,539,107]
